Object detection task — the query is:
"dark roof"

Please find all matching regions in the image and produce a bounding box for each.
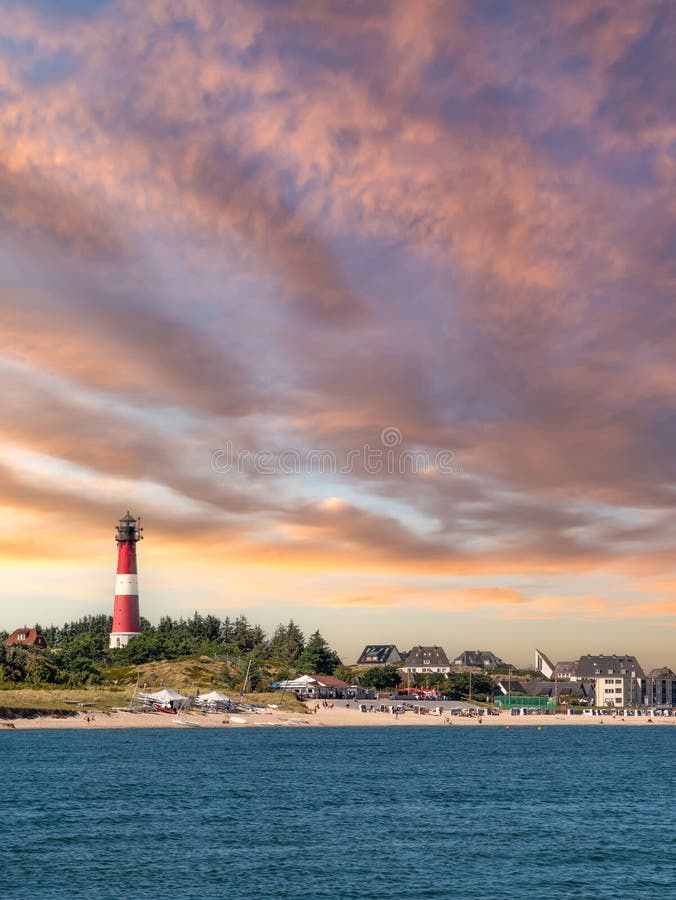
[496,679,586,699]
[6,628,47,648]
[578,681,594,699]
[452,650,508,670]
[356,645,402,665]
[403,646,451,668]
[528,681,583,698]
[573,654,644,679]
[647,667,675,678]
[552,661,576,678]
[496,679,528,695]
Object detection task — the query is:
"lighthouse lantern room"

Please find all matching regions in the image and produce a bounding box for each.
[109,511,143,649]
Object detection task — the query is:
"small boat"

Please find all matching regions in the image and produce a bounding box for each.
[154,704,177,715]
[173,715,200,728]
[230,716,247,724]
[172,696,200,727]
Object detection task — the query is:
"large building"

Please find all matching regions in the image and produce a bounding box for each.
[571,655,644,708]
[536,653,644,707]
[400,646,451,675]
[643,668,676,707]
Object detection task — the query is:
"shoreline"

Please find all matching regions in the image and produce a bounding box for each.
[2,706,675,729]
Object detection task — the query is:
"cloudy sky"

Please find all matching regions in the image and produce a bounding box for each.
[1,0,674,667]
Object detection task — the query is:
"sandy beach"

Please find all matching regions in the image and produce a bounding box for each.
[3,704,675,729]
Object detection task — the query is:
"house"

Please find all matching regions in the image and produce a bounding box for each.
[356,645,403,666]
[532,654,644,706]
[495,678,528,696]
[5,627,47,649]
[400,646,451,675]
[452,650,512,671]
[573,655,644,707]
[642,668,676,707]
[552,661,577,679]
[273,674,352,700]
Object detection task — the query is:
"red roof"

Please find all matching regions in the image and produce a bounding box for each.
[6,628,47,648]
[309,674,349,688]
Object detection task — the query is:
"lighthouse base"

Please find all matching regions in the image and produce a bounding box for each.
[109,631,141,649]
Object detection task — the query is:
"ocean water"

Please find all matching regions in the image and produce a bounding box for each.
[1,726,674,899]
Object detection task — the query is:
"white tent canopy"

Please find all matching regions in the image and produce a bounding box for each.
[146,688,187,703]
[273,675,318,689]
[196,691,231,704]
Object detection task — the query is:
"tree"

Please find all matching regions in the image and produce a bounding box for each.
[187,612,220,641]
[334,665,354,685]
[359,665,402,690]
[269,620,305,664]
[219,616,232,644]
[158,616,176,634]
[27,654,63,686]
[296,631,341,675]
[60,634,106,664]
[0,645,28,683]
[238,656,265,693]
[444,672,494,700]
[229,616,265,654]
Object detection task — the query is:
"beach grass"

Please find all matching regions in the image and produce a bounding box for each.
[0,687,129,711]
[0,685,307,715]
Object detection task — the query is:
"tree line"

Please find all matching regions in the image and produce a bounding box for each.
[0,614,341,687]
[337,665,495,700]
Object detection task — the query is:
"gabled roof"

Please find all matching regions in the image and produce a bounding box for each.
[6,627,47,648]
[574,654,644,679]
[452,650,507,670]
[529,680,582,698]
[496,679,529,695]
[356,645,402,665]
[495,679,584,698]
[552,661,576,679]
[403,646,451,668]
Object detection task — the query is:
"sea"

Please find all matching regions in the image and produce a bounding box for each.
[1,726,674,899]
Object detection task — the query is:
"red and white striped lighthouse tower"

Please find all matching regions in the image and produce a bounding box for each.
[109,511,143,649]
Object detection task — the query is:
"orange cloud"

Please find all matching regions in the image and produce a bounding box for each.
[0,0,673,658]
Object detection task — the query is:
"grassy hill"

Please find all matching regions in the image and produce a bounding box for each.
[0,655,306,714]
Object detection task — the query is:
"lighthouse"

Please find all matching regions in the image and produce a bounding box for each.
[109,511,143,649]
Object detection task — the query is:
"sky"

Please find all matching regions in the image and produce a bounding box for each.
[0,0,675,669]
